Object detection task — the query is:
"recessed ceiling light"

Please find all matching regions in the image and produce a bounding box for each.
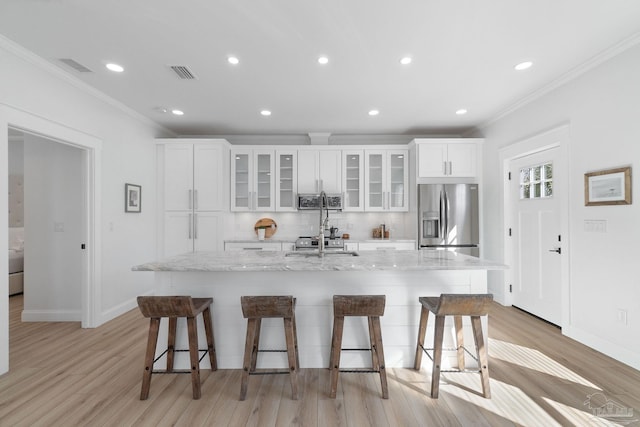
[456,109,468,115]
[260,110,272,116]
[400,57,412,65]
[228,56,239,65]
[368,110,379,116]
[318,56,329,65]
[514,61,533,71]
[171,109,184,116]
[105,63,124,73]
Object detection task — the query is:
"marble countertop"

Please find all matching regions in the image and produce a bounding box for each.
[132,250,505,272]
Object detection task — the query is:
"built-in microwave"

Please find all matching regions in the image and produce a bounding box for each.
[297,193,343,210]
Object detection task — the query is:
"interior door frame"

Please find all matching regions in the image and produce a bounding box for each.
[500,124,571,329]
[1,105,102,329]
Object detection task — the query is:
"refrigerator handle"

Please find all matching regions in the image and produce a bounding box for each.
[439,190,445,240]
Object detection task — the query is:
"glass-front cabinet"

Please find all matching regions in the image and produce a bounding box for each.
[342,150,364,211]
[364,149,408,212]
[231,149,275,211]
[275,150,297,211]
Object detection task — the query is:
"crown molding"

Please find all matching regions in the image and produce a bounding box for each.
[0,34,175,136]
[476,31,640,132]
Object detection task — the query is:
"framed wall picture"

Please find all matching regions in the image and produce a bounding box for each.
[125,183,142,212]
[584,167,631,206]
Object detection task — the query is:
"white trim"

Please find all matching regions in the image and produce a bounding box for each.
[21,310,82,322]
[564,326,640,371]
[99,291,153,324]
[478,32,640,131]
[1,104,102,330]
[499,125,571,330]
[0,34,175,137]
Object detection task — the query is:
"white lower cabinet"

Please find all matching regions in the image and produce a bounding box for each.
[224,241,285,251]
[357,241,416,251]
[164,212,223,257]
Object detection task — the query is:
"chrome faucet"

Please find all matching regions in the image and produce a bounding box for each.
[319,191,328,255]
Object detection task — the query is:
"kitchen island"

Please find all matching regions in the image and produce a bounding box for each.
[133,250,504,369]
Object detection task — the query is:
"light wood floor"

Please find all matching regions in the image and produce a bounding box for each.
[2,294,639,426]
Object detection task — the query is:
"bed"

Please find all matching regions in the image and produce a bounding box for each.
[9,227,24,295]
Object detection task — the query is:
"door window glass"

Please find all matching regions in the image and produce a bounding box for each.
[520,163,553,200]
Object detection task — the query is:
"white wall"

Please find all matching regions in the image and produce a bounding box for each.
[22,134,83,320]
[479,43,640,369]
[0,37,169,374]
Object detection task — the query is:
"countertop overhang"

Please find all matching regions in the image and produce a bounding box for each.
[132,250,506,272]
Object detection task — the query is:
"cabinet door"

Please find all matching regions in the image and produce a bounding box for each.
[276,151,297,211]
[164,212,193,257]
[417,143,448,178]
[318,150,342,193]
[164,144,193,211]
[297,150,319,193]
[194,144,224,211]
[254,150,275,211]
[447,143,477,177]
[231,150,251,211]
[342,150,364,211]
[365,151,385,211]
[193,212,223,251]
[387,150,408,212]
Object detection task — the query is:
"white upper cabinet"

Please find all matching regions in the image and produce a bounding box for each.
[297,149,342,193]
[415,139,479,178]
[275,150,297,211]
[364,149,408,212]
[342,150,364,211]
[164,142,225,211]
[231,149,275,211]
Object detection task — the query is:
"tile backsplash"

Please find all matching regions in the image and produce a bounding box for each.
[227,211,415,241]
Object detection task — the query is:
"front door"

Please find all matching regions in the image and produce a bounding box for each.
[509,148,562,325]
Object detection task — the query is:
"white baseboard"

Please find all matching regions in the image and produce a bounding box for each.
[99,290,154,325]
[22,309,81,322]
[564,325,640,371]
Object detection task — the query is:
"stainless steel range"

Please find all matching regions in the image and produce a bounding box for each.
[295,236,345,251]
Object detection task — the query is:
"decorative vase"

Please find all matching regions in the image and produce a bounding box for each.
[257,228,266,240]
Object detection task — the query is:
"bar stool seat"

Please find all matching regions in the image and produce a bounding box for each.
[414,293,493,398]
[137,296,217,400]
[240,295,300,401]
[329,295,388,399]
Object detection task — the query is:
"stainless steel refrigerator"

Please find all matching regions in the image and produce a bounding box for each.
[418,184,479,256]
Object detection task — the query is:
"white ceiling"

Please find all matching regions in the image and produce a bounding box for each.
[1,0,640,137]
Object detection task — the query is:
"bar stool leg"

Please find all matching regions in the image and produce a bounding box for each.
[240,318,258,401]
[454,315,465,371]
[371,316,389,399]
[367,316,380,371]
[187,316,201,399]
[414,305,429,370]
[471,316,491,398]
[292,310,300,371]
[329,315,344,398]
[284,316,299,400]
[141,317,160,400]
[250,318,262,372]
[202,305,217,370]
[431,315,445,398]
[167,317,177,371]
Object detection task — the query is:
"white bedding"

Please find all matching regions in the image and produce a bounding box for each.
[9,249,24,274]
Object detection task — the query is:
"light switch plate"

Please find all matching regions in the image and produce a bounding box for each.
[584,219,606,233]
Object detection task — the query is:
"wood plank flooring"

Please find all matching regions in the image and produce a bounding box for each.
[2,294,639,426]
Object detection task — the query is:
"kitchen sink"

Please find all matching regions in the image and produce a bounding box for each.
[285,251,360,257]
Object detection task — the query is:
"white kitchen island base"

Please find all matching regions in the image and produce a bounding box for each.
[149,268,491,370]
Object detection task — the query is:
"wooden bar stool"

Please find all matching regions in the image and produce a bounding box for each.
[414,293,493,398]
[137,296,217,400]
[329,295,388,399]
[239,295,299,401]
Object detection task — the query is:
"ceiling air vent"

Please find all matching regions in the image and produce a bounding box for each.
[169,65,197,80]
[58,58,93,73]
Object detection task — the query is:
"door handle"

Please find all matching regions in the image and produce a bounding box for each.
[549,247,561,254]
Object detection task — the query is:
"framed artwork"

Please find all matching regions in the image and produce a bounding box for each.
[584,167,631,206]
[125,183,142,212]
